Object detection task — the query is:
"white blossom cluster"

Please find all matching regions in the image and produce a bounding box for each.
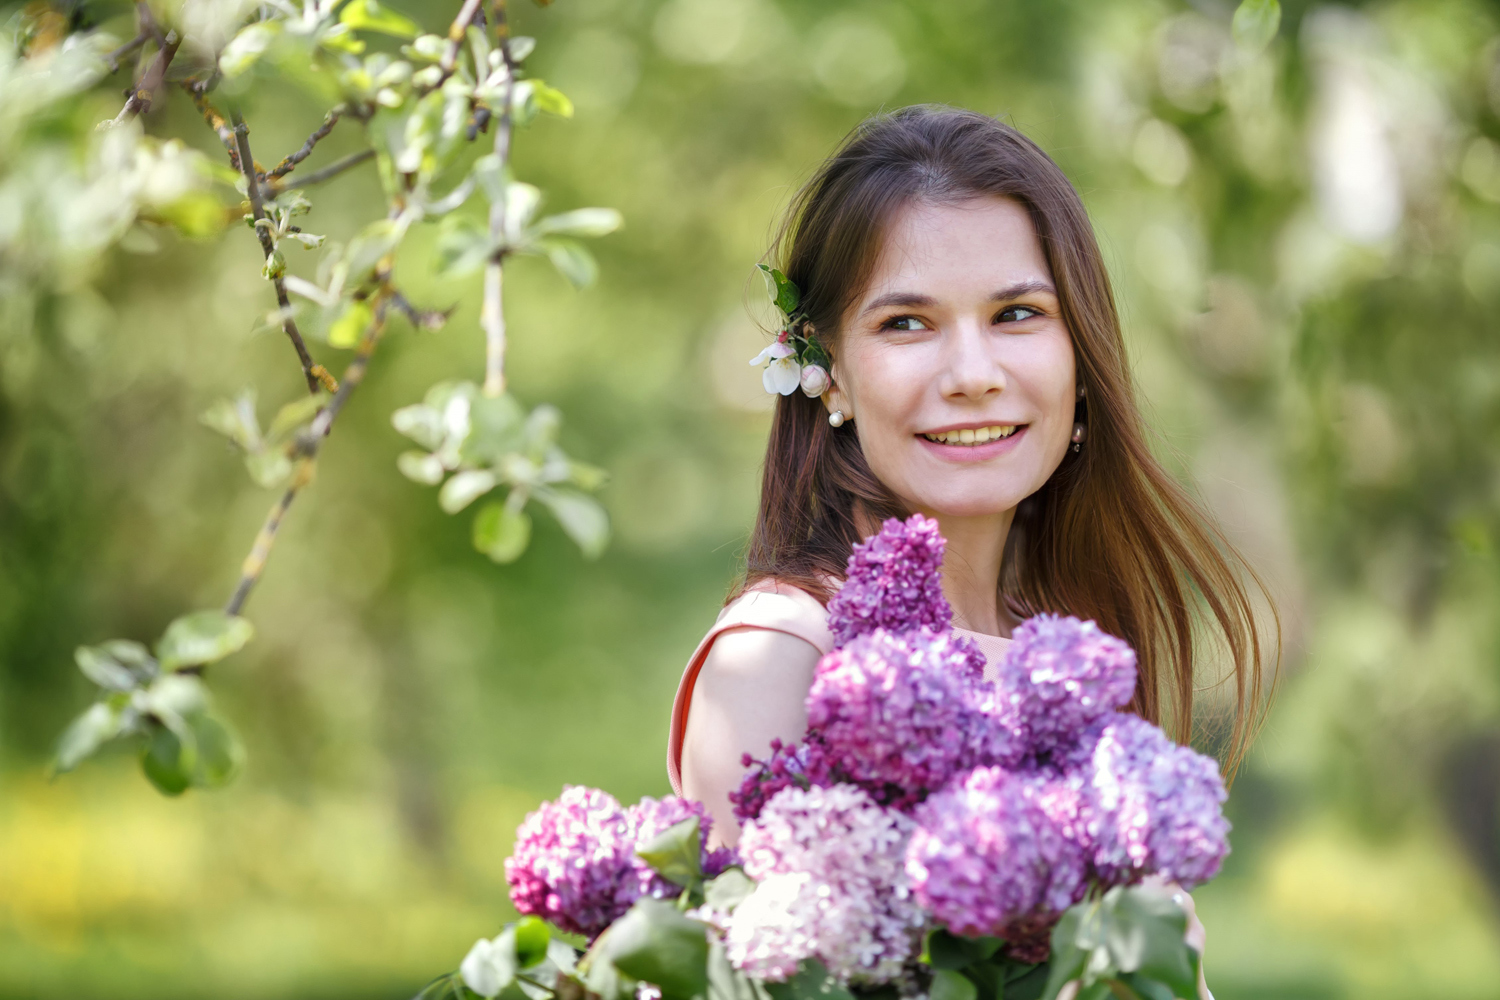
[724,784,925,985]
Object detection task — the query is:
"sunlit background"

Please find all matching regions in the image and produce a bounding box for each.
[2,0,1499,997]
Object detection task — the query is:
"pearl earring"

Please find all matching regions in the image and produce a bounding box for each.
[829,410,845,428]
[1071,421,1087,452]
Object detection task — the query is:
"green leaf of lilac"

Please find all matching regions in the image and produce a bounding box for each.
[931,969,977,1000]
[267,392,329,442]
[473,502,531,563]
[157,611,254,672]
[514,917,551,969]
[1231,0,1281,54]
[398,450,446,484]
[188,711,244,788]
[580,922,639,1000]
[1041,902,1093,1000]
[603,898,709,1000]
[392,403,447,451]
[339,0,422,39]
[635,815,703,889]
[762,960,853,1000]
[1102,884,1199,1000]
[75,644,140,692]
[54,702,128,773]
[703,868,756,914]
[436,215,497,278]
[536,488,609,558]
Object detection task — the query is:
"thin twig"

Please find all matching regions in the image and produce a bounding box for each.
[267,107,344,179]
[425,0,487,95]
[224,297,390,616]
[391,290,452,330]
[230,110,321,394]
[183,85,241,171]
[102,29,180,126]
[272,148,375,191]
[105,33,147,74]
[482,0,516,398]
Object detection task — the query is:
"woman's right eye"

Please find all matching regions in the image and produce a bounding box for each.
[882,315,929,331]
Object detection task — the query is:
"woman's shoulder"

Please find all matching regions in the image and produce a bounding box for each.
[712,576,835,652]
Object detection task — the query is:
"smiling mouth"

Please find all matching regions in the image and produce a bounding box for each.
[920,424,1024,446]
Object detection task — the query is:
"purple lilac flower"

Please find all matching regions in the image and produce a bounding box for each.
[625,794,737,898]
[906,766,1088,960]
[826,514,965,649]
[992,614,1138,760]
[726,784,925,985]
[807,628,1018,810]
[1082,713,1230,889]
[505,785,637,938]
[730,737,839,823]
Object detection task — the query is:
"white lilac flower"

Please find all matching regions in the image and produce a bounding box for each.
[725,784,925,985]
[750,341,801,395]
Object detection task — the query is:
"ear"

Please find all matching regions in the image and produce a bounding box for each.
[822,361,851,419]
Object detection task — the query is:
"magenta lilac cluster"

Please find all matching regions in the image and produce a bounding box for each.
[729,736,835,823]
[825,513,957,647]
[907,767,1088,961]
[806,628,1018,809]
[505,786,737,938]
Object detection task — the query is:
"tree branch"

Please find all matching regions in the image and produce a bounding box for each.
[225,297,390,616]
[230,111,321,394]
[102,23,180,127]
[482,0,516,398]
[105,33,147,75]
[424,0,488,95]
[267,107,344,180]
[183,85,241,171]
[271,148,375,192]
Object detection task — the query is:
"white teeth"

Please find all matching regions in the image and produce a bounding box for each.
[922,425,1019,445]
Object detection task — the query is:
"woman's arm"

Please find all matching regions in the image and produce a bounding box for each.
[679,625,824,849]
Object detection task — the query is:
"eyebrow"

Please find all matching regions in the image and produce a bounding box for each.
[859,280,1058,317]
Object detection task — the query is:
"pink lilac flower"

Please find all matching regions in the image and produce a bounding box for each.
[506,785,637,938]
[726,784,925,985]
[806,628,1018,810]
[826,514,971,652]
[1082,713,1230,890]
[992,614,1138,760]
[906,766,1089,960]
[625,795,737,898]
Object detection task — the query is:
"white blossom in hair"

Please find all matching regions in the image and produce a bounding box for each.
[750,264,832,397]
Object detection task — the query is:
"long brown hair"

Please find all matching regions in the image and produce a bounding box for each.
[741,105,1277,779]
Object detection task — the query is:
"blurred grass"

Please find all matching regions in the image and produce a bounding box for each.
[2,0,1500,997]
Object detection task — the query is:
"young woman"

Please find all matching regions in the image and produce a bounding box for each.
[666,105,1274,995]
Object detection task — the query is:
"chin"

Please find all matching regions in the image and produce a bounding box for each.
[908,483,1033,519]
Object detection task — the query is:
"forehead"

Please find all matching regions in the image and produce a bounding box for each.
[864,195,1051,294]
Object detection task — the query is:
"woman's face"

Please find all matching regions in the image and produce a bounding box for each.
[827,195,1077,519]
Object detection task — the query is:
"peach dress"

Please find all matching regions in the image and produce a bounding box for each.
[666,577,1013,796]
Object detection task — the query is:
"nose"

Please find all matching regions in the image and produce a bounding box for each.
[937,316,1006,401]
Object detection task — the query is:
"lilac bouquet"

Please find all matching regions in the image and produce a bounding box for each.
[418,514,1228,1000]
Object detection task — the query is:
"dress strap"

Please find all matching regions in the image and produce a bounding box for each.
[665,579,833,796]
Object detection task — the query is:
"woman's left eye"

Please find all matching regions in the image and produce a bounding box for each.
[996,305,1041,323]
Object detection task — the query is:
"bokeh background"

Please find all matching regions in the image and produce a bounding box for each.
[3,0,1500,997]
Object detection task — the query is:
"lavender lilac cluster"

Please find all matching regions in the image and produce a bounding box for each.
[505,786,737,939]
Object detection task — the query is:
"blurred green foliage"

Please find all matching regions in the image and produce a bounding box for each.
[1,0,1499,999]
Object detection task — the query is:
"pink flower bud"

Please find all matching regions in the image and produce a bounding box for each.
[800,364,830,397]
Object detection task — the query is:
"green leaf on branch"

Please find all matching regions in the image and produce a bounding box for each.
[75,641,152,691]
[473,501,531,563]
[635,815,703,889]
[245,449,294,489]
[580,923,639,1000]
[533,208,623,239]
[329,298,374,349]
[436,216,497,278]
[757,264,800,316]
[220,22,282,78]
[187,711,244,788]
[540,238,598,288]
[923,928,1002,971]
[392,402,446,451]
[399,450,447,484]
[202,390,262,451]
[1041,904,1096,1000]
[54,702,127,773]
[267,392,329,442]
[157,611,254,672]
[536,488,609,558]
[441,469,499,513]
[530,81,574,119]
[339,0,422,39]
[141,724,194,797]
[1231,0,1281,54]
[602,898,709,1000]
